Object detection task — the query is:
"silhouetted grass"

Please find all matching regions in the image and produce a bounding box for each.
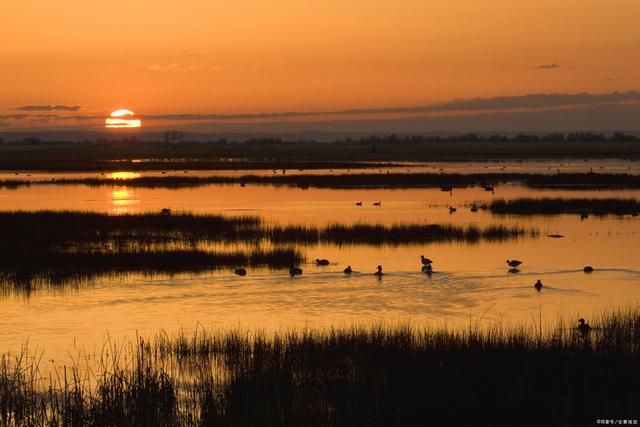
[0,248,303,292]
[490,198,640,215]
[0,211,531,253]
[2,309,639,425]
[3,172,640,189]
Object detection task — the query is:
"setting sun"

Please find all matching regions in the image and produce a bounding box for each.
[105,109,142,128]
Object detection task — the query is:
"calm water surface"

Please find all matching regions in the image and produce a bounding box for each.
[1,165,639,364]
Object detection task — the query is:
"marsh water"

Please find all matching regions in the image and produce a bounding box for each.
[1,161,640,364]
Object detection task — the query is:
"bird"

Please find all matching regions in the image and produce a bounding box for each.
[373,201,382,206]
[577,318,591,337]
[289,265,303,276]
[534,280,543,291]
[315,258,330,266]
[422,264,433,274]
[234,268,247,276]
[580,212,589,220]
[449,206,457,214]
[506,260,523,268]
[374,265,384,276]
[420,256,433,266]
[583,266,594,273]
[343,266,353,274]
[355,201,363,206]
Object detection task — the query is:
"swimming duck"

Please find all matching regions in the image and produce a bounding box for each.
[506,260,523,268]
[343,266,353,274]
[373,201,382,206]
[234,268,247,276]
[534,280,543,291]
[289,265,303,276]
[374,265,384,276]
[355,201,363,206]
[315,258,330,266]
[583,266,594,273]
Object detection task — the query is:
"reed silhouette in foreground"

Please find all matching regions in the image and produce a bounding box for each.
[1,309,639,426]
[489,197,640,216]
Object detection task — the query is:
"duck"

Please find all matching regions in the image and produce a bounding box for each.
[355,201,363,206]
[373,265,384,276]
[506,260,523,268]
[583,266,594,273]
[420,256,433,266]
[577,318,591,337]
[289,265,303,276]
[373,201,382,206]
[234,268,247,276]
[470,205,479,212]
[534,279,543,291]
[343,266,353,275]
[449,206,457,214]
[315,258,330,266]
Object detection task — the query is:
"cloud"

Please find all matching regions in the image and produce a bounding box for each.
[533,62,560,69]
[147,62,203,73]
[139,91,640,121]
[16,105,81,111]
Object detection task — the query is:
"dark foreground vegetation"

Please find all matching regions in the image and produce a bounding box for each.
[1,132,640,171]
[489,198,640,216]
[4,172,640,190]
[2,309,639,426]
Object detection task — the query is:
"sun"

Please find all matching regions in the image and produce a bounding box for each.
[105,109,142,128]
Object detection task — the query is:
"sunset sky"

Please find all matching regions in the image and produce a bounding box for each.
[1,0,639,132]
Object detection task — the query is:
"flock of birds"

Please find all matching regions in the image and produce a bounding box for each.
[235,257,596,287]
[234,257,596,336]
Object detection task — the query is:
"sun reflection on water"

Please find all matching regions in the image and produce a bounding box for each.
[110,172,141,180]
[109,186,140,213]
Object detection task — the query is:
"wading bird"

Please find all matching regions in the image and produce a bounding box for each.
[583,266,594,273]
[343,266,353,274]
[506,260,522,268]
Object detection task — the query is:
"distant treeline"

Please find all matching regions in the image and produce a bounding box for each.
[2,132,640,170]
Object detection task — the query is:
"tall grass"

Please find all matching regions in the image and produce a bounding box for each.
[3,172,640,189]
[2,309,639,425]
[0,211,531,252]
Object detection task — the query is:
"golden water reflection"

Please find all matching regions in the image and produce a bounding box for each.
[109,186,140,213]
[110,172,141,180]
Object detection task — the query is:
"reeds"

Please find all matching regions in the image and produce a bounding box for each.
[0,211,531,252]
[2,308,639,425]
[490,198,640,215]
[3,172,640,189]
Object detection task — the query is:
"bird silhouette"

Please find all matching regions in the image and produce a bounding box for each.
[315,258,330,266]
[374,265,384,276]
[506,260,522,268]
[234,268,247,276]
[534,280,543,291]
[343,266,353,274]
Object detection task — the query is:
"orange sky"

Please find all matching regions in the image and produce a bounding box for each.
[1,0,639,119]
